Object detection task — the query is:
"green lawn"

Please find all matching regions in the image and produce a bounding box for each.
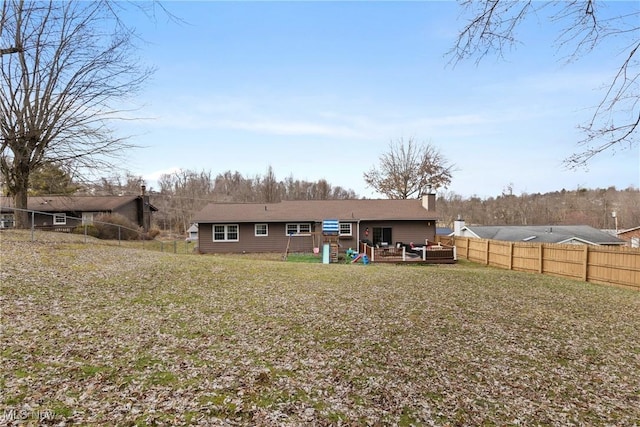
[1,231,639,426]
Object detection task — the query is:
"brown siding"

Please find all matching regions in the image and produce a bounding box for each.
[113,200,140,226]
[199,222,316,254]
[198,220,436,254]
[618,228,640,245]
[359,220,436,246]
[33,212,81,228]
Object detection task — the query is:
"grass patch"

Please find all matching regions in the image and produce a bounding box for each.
[285,252,322,263]
[1,230,639,425]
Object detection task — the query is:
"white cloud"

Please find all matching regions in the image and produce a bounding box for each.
[143,166,182,184]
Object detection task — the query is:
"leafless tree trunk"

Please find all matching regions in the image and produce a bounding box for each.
[259,165,281,203]
[449,0,639,167]
[363,138,453,199]
[1,1,153,228]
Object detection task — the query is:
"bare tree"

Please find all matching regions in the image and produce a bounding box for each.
[363,138,453,199]
[1,1,153,228]
[0,2,22,56]
[259,165,281,203]
[449,0,639,167]
[155,169,215,233]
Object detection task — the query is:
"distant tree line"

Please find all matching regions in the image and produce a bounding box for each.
[150,167,358,233]
[13,163,637,234]
[437,186,639,231]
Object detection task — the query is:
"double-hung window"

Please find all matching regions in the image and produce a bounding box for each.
[213,224,239,241]
[53,214,66,225]
[255,224,268,236]
[286,223,311,235]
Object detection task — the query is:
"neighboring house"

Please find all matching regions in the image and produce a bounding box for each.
[453,220,626,246]
[617,226,640,248]
[0,191,157,231]
[186,223,199,242]
[436,226,453,236]
[192,194,439,254]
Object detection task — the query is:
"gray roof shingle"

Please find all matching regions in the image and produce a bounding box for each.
[0,196,158,212]
[465,225,625,245]
[194,199,438,223]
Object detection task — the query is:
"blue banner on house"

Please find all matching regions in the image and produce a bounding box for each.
[322,219,339,235]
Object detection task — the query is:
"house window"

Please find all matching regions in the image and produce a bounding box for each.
[286,223,311,235]
[0,214,14,228]
[255,224,268,236]
[339,222,352,236]
[213,224,239,242]
[53,214,66,225]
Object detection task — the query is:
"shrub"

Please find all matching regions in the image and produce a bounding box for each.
[72,224,100,238]
[142,228,161,240]
[94,213,141,240]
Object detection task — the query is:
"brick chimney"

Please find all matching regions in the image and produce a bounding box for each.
[140,184,150,231]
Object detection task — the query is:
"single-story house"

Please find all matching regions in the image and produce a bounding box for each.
[0,192,157,231]
[617,226,640,248]
[452,220,626,246]
[192,194,439,255]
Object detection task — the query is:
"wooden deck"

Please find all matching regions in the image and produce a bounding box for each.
[359,242,457,264]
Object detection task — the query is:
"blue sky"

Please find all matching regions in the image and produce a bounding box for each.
[118,1,639,199]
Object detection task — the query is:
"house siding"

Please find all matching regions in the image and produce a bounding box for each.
[113,201,140,227]
[198,220,435,254]
[34,212,82,228]
[618,228,640,247]
[0,196,155,230]
[199,222,313,254]
[359,220,435,246]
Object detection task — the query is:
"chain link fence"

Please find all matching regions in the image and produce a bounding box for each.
[0,207,196,254]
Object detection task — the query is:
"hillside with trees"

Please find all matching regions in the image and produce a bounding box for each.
[6,163,636,234]
[437,186,639,231]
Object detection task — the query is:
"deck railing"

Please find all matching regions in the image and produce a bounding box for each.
[359,242,456,263]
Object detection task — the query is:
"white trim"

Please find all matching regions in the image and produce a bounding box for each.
[255,223,268,237]
[339,222,352,236]
[557,237,596,245]
[286,223,311,236]
[213,224,239,242]
[459,226,481,238]
[53,214,66,225]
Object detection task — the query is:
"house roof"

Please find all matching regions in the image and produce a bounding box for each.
[437,227,453,235]
[461,225,625,245]
[0,196,158,213]
[618,226,640,236]
[194,199,438,223]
